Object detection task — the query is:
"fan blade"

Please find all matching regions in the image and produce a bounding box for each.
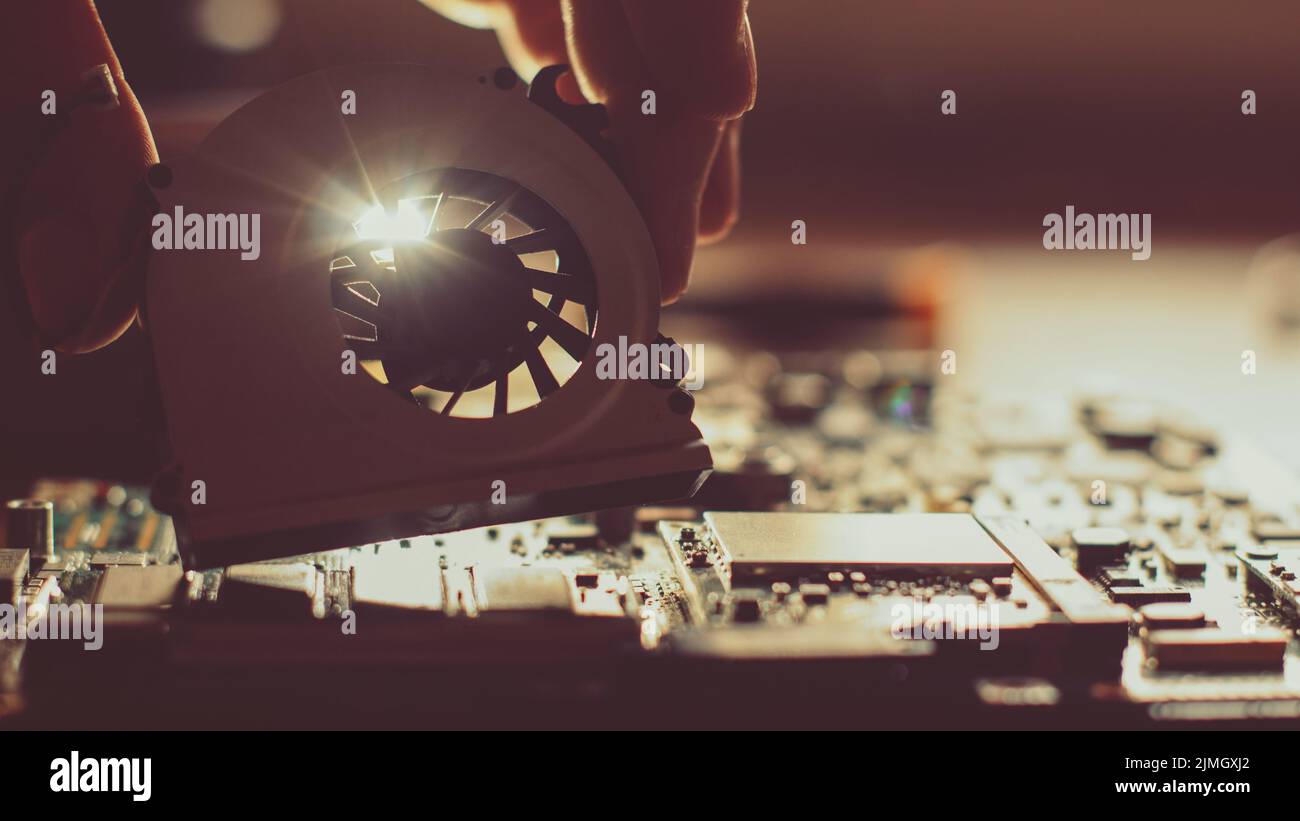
[528,302,591,361]
[505,228,558,254]
[356,244,397,276]
[493,375,509,416]
[344,338,386,360]
[384,354,442,393]
[427,192,445,233]
[440,379,469,416]
[466,185,520,232]
[331,277,384,323]
[525,347,559,398]
[524,268,594,305]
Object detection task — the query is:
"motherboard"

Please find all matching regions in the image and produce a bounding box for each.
[4,346,1300,729]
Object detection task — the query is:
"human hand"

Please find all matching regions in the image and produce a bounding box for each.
[5,1,754,355]
[425,0,756,303]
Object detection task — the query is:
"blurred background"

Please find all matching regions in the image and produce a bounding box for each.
[91,0,1300,236]
[5,0,1300,477]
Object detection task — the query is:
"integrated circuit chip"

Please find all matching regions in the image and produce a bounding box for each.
[1143,628,1289,671]
[94,564,183,609]
[704,512,1014,581]
[473,567,573,612]
[351,549,444,612]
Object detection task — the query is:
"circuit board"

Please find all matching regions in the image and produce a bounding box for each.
[4,347,1300,729]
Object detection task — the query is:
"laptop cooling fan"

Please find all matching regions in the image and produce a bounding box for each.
[143,64,712,567]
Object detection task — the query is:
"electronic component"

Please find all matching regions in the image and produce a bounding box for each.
[797,583,830,606]
[1107,587,1191,607]
[1136,603,1207,631]
[350,549,444,612]
[0,549,29,607]
[731,593,762,623]
[1070,526,1129,569]
[20,575,58,619]
[980,516,1130,675]
[1153,534,1207,579]
[215,563,324,618]
[1100,569,1142,588]
[1252,521,1300,541]
[1089,399,1158,449]
[90,552,149,567]
[1143,628,1289,672]
[5,500,55,563]
[546,525,599,552]
[570,573,631,618]
[473,567,572,612]
[93,565,184,609]
[1238,547,1300,613]
[669,621,928,660]
[705,511,1014,582]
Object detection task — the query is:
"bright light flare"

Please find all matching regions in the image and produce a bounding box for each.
[353,200,431,242]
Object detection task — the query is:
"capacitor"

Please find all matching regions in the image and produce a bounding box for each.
[5,499,55,563]
[1071,526,1130,569]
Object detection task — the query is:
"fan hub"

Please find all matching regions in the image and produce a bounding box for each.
[383,228,533,390]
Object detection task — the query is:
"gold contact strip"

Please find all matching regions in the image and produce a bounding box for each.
[63,512,87,550]
[93,511,118,549]
[136,513,159,552]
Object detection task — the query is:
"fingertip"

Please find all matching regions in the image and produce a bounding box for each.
[639,200,693,305]
[697,208,738,244]
[697,119,741,242]
[639,183,701,307]
[658,253,691,305]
